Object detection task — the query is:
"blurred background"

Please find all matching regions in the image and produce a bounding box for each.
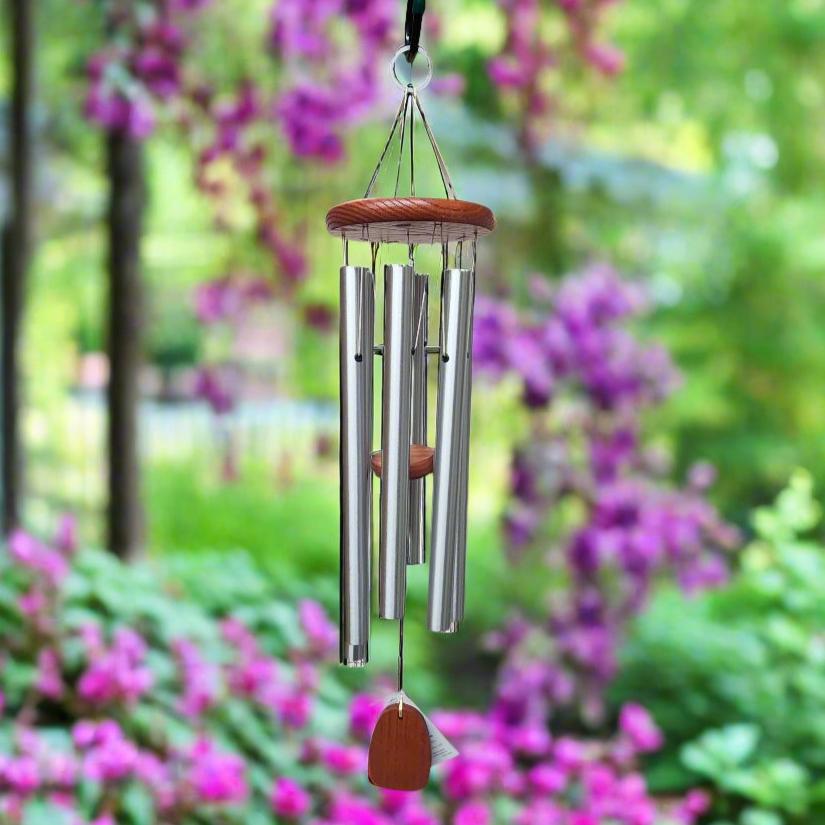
[2,0,825,823]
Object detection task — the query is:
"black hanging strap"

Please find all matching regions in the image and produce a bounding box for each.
[404,0,426,63]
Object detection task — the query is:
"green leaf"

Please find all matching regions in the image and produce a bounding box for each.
[121,782,156,825]
[740,808,784,825]
[682,724,760,777]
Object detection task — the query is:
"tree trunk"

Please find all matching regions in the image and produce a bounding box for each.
[106,131,146,559]
[1,0,35,534]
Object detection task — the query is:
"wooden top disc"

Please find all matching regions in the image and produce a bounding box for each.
[368,703,432,791]
[326,197,495,244]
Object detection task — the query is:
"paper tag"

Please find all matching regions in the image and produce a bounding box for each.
[384,691,459,765]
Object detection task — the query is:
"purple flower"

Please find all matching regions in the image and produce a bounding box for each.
[688,460,717,491]
[275,82,348,164]
[194,367,236,416]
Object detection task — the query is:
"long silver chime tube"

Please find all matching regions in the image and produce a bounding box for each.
[408,274,429,566]
[378,264,415,619]
[451,269,475,626]
[339,265,374,666]
[428,268,474,633]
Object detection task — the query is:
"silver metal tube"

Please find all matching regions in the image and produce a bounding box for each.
[451,270,476,626]
[378,264,415,619]
[408,274,429,565]
[428,268,474,633]
[339,266,374,666]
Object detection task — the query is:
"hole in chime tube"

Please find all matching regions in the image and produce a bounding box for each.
[325,39,495,790]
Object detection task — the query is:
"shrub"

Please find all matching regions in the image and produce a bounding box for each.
[613,471,825,823]
[0,521,706,824]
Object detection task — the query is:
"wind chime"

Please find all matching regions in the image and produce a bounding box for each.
[327,0,495,791]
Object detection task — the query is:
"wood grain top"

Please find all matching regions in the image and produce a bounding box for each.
[326,197,495,245]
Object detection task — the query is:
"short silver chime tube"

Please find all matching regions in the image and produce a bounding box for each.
[428,268,474,633]
[408,274,429,566]
[339,265,375,666]
[379,263,415,619]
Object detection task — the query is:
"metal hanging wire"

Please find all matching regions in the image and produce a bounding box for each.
[362,44,456,203]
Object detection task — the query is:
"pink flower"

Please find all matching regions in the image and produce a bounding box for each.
[173,639,220,718]
[444,749,501,800]
[380,788,417,814]
[54,514,77,555]
[186,738,248,804]
[136,752,176,810]
[569,814,599,825]
[528,763,566,794]
[8,529,68,585]
[430,73,466,97]
[402,806,440,825]
[73,720,122,750]
[45,752,78,788]
[4,756,40,795]
[349,693,383,740]
[77,627,153,706]
[270,776,312,818]
[319,741,365,775]
[454,801,491,825]
[553,736,586,771]
[619,704,663,753]
[229,656,278,698]
[275,690,313,729]
[675,789,711,824]
[583,42,625,76]
[82,731,139,782]
[220,617,258,655]
[18,587,46,617]
[511,723,552,757]
[328,792,392,825]
[430,710,488,741]
[516,800,564,825]
[36,648,64,699]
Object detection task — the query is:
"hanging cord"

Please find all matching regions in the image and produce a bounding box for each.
[413,90,457,198]
[394,90,411,197]
[364,94,409,198]
[409,83,416,197]
[405,0,426,63]
[397,615,405,716]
